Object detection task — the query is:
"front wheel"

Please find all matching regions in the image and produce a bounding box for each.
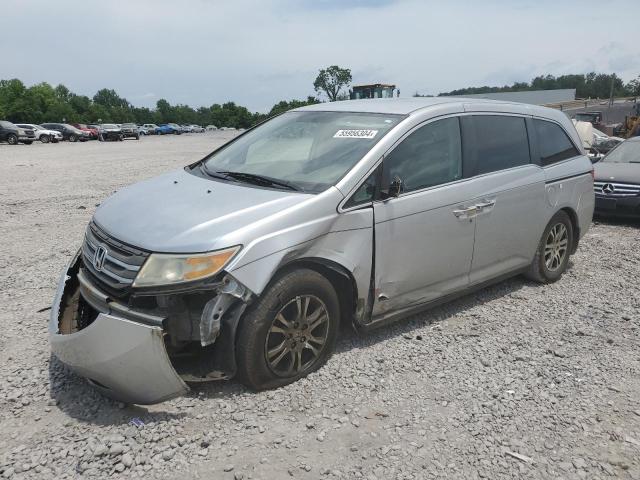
[69,134,77,142]
[7,134,18,145]
[236,269,340,390]
[40,135,50,144]
[525,210,573,283]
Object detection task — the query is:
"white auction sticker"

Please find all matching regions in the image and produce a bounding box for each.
[333,129,378,139]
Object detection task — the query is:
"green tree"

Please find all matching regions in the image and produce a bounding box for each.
[267,97,320,117]
[313,66,352,102]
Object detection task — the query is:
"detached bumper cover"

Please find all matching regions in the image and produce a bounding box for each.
[49,257,189,405]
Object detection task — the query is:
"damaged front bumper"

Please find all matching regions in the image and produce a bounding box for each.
[49,252,249,405]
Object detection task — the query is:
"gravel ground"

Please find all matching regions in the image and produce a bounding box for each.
[0,134,639,480]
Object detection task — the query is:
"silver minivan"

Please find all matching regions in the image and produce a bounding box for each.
[50,98,595,404]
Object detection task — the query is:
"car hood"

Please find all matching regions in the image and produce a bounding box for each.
[594,162,640,184]
[93,169,314,253]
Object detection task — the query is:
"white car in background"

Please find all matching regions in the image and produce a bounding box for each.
[15,123,63,143]
[205,125,217,131]
[190,124,204,133]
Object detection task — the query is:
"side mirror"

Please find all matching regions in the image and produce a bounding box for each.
[383,175,403,199]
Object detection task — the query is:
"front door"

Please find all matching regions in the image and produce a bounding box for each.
[371,116,478,318]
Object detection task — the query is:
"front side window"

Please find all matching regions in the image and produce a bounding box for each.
[383,117,462,193]
[533,119,580,165]
[466,115,530,175]
[202,111,403,193]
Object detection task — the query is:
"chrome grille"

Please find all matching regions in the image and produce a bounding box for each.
[594,181,640,198]
[81,222,149,291]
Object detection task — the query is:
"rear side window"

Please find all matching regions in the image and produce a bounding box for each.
[533,119,580,166]
[383,117,462,193]
[464,116,530,175]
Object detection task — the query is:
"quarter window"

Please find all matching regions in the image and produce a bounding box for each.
[383,117,462,193]
[466,115,530,175]
[533,119,580,165]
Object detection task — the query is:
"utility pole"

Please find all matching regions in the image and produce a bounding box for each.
[609,75,615,107]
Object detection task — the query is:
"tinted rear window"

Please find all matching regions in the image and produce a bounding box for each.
[533,119,580,166]
[465,116,530,175]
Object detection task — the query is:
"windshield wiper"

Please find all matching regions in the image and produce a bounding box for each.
[215,171,301,191]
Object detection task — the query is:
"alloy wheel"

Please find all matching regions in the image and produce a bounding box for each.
[264,295,330,377]
[544,223,568,271]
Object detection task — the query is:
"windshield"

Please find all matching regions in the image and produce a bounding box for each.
[575,113,599,122]
[122,123,136,127]
[102,124,118,129]
[202,111,402,192]
[603,141,640,163]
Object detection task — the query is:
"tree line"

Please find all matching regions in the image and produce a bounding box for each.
[3,69,637,128]
[436,72,640,99]
[0,79,320,128]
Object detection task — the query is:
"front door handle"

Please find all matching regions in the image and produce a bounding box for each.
[453,206,478,218]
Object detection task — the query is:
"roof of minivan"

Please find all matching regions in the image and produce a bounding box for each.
[294,97,557,117]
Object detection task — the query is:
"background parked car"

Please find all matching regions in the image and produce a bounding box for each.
[120,123,140,140]
[190,124,204,133]
[142,123,160,135]
[15,124,63,143]
[181,125,193,133]
[137,125,149,136]
[156,124,174,135]
[0,120,20,144]
[71,123,98,139]
[99,124,123,141]
[41,123,89,142]
[593,137,640,218]
[17,126,36,144]
[167,123,183,134]
[205,125,218,131]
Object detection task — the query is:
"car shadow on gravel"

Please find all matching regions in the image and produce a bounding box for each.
[48,354,187,426]
[593,215,640,228]
[192,271,550,399]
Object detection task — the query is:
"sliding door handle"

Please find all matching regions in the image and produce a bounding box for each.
[453,206,478,218]
[475,200,496,210]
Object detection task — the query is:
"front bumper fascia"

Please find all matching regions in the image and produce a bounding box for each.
[49,253,189,405]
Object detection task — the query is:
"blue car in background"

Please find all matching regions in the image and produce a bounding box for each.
[157,124,181,135]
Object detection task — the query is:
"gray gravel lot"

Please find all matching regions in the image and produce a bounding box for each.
[0,133,639,480]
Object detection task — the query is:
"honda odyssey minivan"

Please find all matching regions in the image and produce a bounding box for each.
[50,98,595,404]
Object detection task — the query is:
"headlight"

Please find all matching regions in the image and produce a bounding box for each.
[132,246,240,287]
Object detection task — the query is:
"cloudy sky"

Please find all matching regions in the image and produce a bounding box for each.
[2,0,638,112]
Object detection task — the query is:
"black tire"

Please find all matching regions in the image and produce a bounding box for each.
[23,141,32,145]
[118,134,124,141]
[69,134,77,143]
[525,210,573,283]
[40,135,50,144]
[236,269,340,390]
[135,134,140,140]
[7,134,18,145]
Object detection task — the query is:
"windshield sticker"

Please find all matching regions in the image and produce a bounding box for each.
[334,129,378,139]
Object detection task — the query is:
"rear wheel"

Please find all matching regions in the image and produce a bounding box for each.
[525,210,573,283]
[69,134,77,142]
[236,269,340,390]
[7,134,18,145]
[40,135,50,144]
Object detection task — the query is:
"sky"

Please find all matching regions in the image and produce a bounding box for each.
[1,0,638,113]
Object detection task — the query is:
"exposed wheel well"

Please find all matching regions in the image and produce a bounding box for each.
[271,259,358,327]
[560,207,580,254]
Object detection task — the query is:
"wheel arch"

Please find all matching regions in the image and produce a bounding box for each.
[559,206,580,254]
[268,257,360,328]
